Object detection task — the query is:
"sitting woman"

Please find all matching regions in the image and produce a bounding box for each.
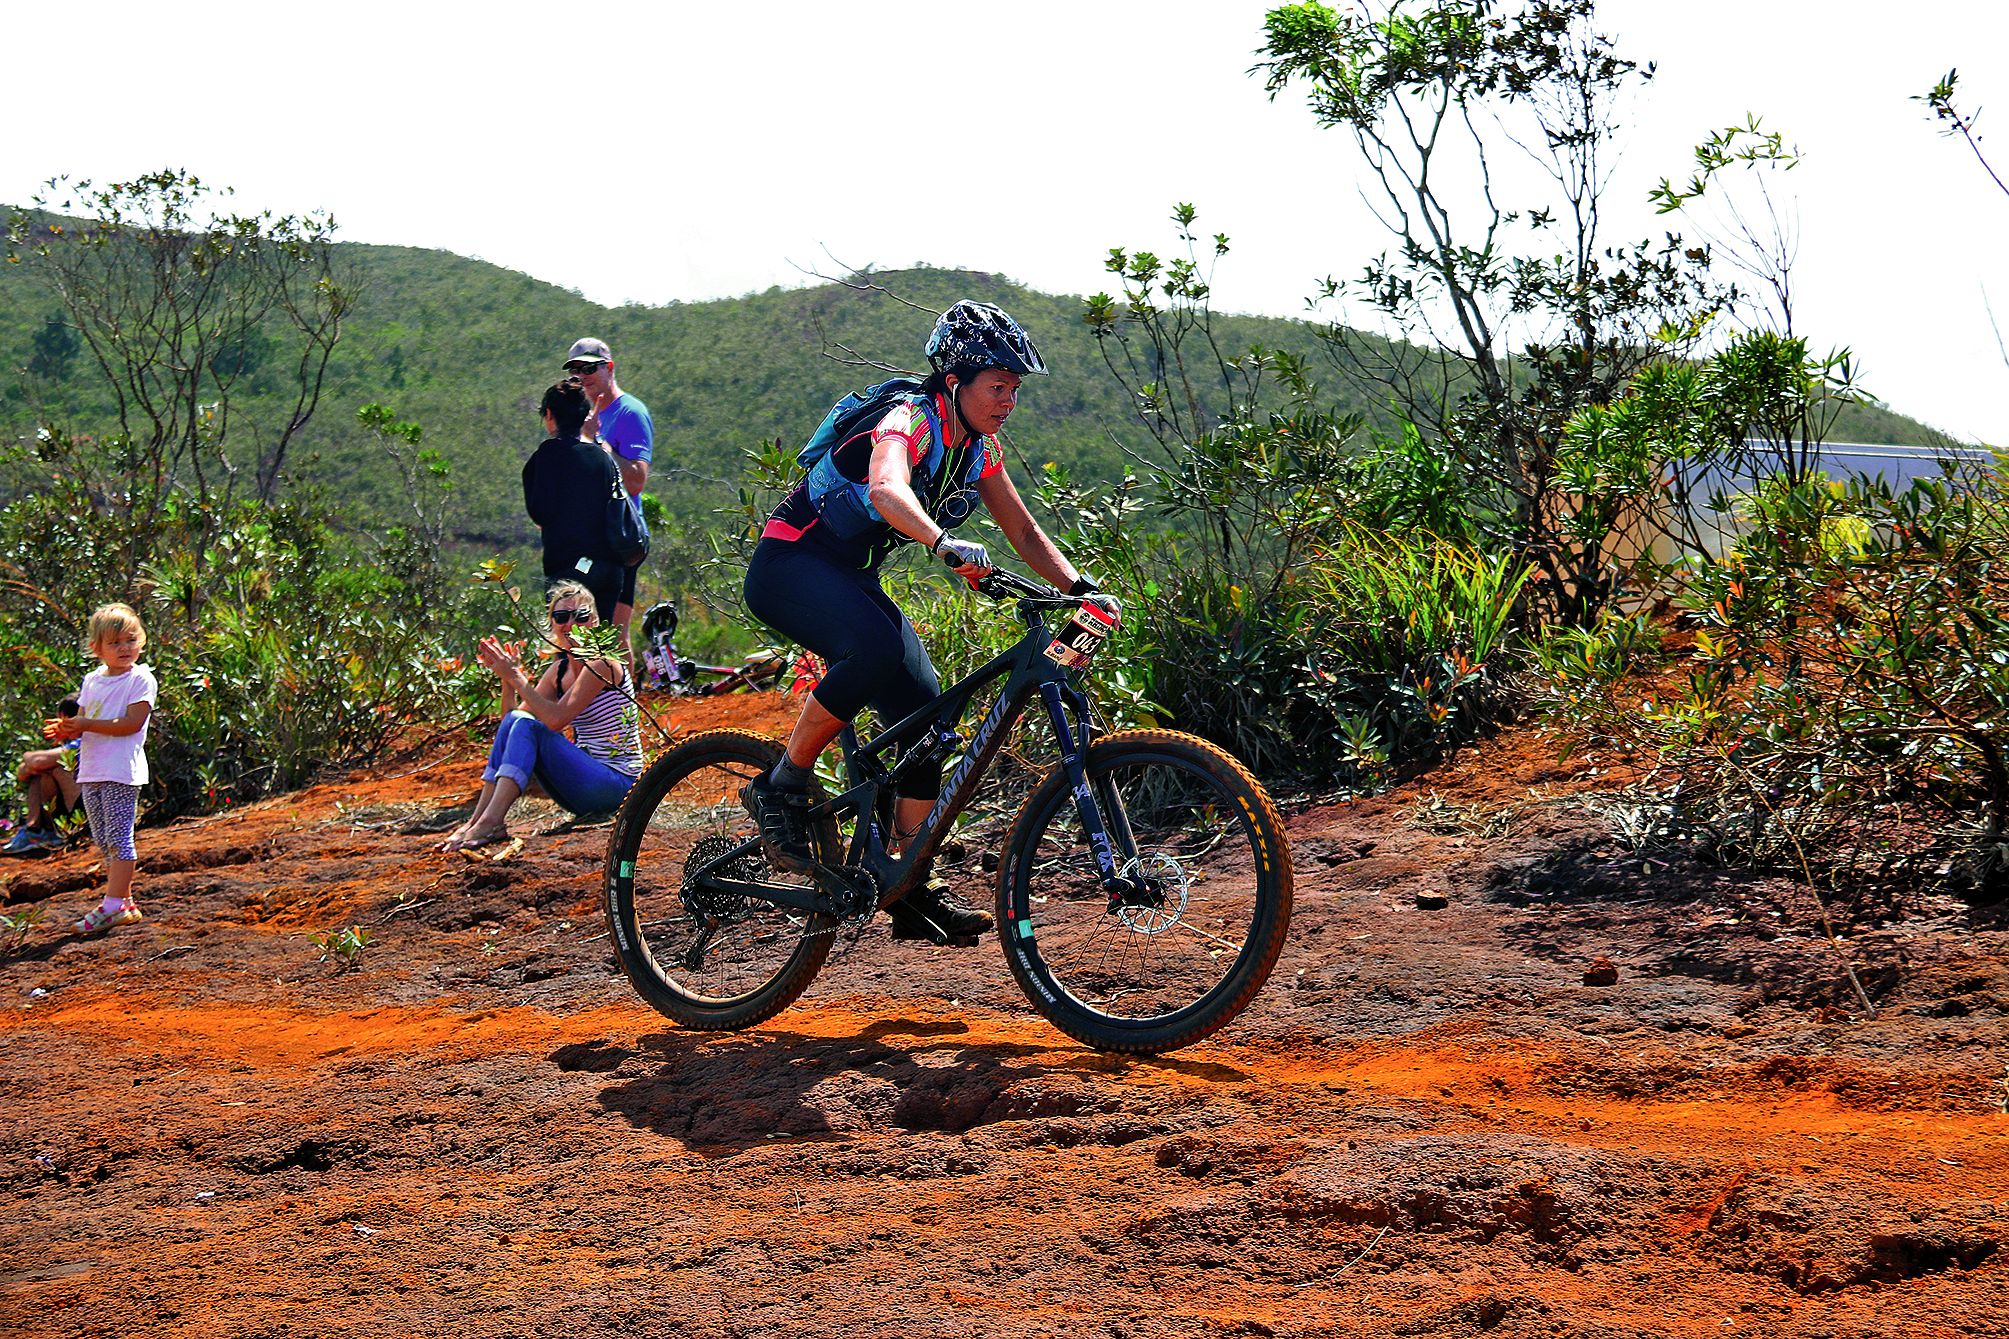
[439,581,644,851]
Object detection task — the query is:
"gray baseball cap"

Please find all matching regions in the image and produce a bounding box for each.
[564,337,612,366]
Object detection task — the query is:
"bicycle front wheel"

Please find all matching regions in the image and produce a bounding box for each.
[997,729,1292,1053]
[604,730,837,1030]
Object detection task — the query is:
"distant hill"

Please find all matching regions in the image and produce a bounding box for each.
[0,232,1959,561]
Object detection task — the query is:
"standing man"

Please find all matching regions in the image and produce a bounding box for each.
[564,336,654,648]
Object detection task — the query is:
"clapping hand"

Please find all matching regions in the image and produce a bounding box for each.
[475,636,523,680]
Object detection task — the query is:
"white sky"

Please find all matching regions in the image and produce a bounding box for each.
[9,1,2007,442]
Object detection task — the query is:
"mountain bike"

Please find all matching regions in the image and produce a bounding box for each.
[603,568,1293,1053]
[647,645,796,696]
[637,603,806,696]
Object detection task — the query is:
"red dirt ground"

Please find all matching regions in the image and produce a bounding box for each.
[3,694,2004,1338]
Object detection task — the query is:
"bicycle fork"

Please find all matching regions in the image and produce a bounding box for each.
[1036,684,1154,913]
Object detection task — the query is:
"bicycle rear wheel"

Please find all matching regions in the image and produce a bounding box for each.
[604,730,838,1030]
[997,729,1292,1053]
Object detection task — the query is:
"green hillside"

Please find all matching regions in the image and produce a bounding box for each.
[0,234,1960,568]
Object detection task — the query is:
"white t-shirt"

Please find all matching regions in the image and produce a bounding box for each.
[76,663,157,786]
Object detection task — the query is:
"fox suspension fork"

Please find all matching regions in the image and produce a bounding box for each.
[1037,683,1144,904]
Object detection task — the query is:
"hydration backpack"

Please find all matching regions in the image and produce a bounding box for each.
[797,377,987,545]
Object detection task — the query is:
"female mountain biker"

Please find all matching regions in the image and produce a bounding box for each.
[741,300,1119,945]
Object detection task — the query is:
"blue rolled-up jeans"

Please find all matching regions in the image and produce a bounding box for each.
[483,710,635,814]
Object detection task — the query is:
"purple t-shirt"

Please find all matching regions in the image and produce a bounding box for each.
[599,393,653,468]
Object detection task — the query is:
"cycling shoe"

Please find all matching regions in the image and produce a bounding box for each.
[740,770,816,873]
[888,875,993,946]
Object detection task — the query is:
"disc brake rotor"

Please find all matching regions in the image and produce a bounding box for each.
[1114,853,1189,934]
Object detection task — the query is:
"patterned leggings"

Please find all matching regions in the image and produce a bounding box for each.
[79,781,140,862]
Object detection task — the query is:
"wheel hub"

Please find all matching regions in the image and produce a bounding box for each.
[1111,854,1189,934]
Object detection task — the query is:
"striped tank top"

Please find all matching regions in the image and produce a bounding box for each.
[559,656,644,777]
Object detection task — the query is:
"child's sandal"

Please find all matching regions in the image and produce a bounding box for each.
[74,904,143,935]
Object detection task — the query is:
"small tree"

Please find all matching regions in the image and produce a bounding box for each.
[1257,0,1722,621]
[5,170,352,594]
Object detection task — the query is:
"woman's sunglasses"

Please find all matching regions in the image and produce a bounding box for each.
[551,607,593,625]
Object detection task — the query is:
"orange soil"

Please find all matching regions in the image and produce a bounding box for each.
[2,694,2003,1338]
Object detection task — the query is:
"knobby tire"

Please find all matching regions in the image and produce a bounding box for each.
[997,729,1292,1053]
[604,730,837,1030]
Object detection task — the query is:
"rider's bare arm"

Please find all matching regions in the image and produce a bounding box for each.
[975,470,1081,591]
[865,436,946,547]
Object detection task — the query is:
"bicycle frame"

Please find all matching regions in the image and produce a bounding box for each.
[832,602,1103,906]
[684,573,1137,921]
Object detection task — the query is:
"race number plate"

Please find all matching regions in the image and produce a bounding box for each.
[1044,601,1118,669]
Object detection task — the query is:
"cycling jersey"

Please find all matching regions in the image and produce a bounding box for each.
[762,393,1004,569]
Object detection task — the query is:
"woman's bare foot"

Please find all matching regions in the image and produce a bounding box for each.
[441,825,512,852]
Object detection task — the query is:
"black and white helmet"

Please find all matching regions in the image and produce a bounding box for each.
[925,300,1047,376]
[639,601,679,645]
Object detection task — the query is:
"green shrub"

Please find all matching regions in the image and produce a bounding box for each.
[1565,466,2009,894]
[0,466,486,820]
[1533,609,1666,688]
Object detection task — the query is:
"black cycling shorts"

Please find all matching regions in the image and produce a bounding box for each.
[743,537,943,797]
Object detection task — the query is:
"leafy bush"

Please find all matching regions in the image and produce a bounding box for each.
[1333,423,1488,545]
[1533,609,1666,688]
[1031,452,1527,787]
[1557,467,2009,896]
[1299,529,1530,770]
[0,461,486,820]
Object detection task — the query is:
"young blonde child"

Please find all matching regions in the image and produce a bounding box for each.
[44,603,157,935]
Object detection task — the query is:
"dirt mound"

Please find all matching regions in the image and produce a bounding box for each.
[2,696,2004,1337]
[1706,1172,2004,1294]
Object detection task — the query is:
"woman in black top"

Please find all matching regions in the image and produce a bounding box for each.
[522,379,624,622]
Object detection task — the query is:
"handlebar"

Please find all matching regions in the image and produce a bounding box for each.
[937,550,1076,608]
